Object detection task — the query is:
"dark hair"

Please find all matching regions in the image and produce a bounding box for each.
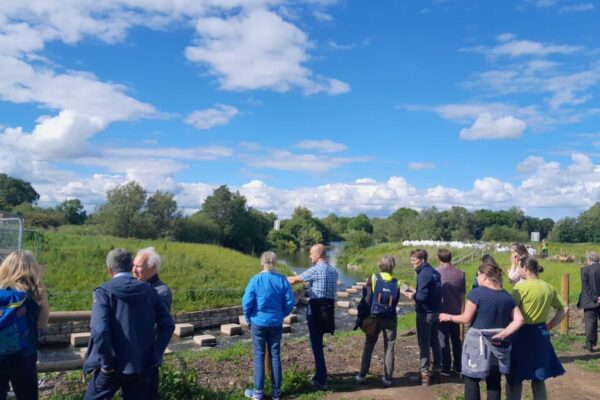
[510,242,529,257]
[479,262,503,287]
[481,254,498,266]
[106,248,133,273]
[520,256,544,274]
[437,248,452,263]
[410,249,428,263]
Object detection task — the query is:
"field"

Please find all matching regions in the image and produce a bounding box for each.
[33,228,292,312]
[341,241,592,304]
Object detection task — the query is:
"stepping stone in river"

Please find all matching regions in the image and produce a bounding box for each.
[336,301,350,309]
[238,315,249,327]
[336,291,349,298]
[70,332,90,347]
[173,323,194,337]
[347,308,359,316]
[346,288,358,294]
[282,324,292,333]
[283,314,298,324]
[194,334,217,346]
[221,323,243,336]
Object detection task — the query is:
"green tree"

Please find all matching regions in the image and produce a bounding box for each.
[577,202,600,242]
[548,217,582,243]
[174,212,220,244]
[56,199,87,225]
[481,225,528,242]
[347,213,373,234]
[0,173,39,207]
[94,181,149,238]
[145,191,180,238]
[12,203,66,229]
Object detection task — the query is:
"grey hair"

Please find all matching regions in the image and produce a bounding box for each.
[378,255,396,273]
[106,248,133,273]
[260,251,277,271]
[137,247,161,272]
[587,251,600,263]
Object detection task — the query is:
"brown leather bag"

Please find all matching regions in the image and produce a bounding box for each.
[360,316,379,337]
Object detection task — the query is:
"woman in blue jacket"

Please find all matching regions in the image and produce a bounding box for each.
[243,252,295,400]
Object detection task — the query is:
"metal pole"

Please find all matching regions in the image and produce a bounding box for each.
[560,273,569,335]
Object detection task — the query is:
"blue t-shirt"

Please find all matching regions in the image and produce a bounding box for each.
[468,286,515,329]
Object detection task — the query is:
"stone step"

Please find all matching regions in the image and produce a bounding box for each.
[347,308,359,316]
[173,323,194,337]
[283,314,298,324]
[355,281,367,286]
[194,334,217,346]
[336,291,349,298]
[353,297,362,303]
[352,285,364,291]
[346,288,358,294]
[282,324,292,334]
[238,315,249,327]
[221,323,243,336]
[336,301,350,309]
[70,332,90,347]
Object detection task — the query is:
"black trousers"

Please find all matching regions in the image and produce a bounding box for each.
[584,306,600,348]
[464,371,501,400]
[439,321,462,372]
[0,354,38,400]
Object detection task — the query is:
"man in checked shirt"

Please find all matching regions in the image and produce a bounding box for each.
[288,244,338,390]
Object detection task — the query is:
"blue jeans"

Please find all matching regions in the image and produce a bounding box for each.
[251,324,283,398]
[0,354,38,400]
[83,369,152,400]
[307,306,327,385]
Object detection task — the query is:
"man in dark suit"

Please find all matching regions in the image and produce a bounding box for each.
[578,251,600,352]
[83,248,175,400]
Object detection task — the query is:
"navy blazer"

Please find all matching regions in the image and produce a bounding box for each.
[84,275,175,374]
[414,263,442,314]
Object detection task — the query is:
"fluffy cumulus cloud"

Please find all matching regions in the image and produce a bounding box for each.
[459,113,527,140]
[184,104,239,129]
[185,8,350,94]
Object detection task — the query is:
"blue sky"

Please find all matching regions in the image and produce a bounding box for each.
[1,0,599,219]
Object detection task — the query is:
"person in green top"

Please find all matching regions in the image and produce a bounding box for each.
[506,257,569,400]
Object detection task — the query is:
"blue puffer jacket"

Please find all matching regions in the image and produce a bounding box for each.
[83,274,174,374]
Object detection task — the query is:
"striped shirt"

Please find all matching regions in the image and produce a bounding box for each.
[300,261,338,299]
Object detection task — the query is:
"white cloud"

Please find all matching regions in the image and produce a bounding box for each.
[496,33,516,42]
[460,113,527,140]
[407,162,435,170]
[103,146,233,160]
[244,150,367,173]
[185,8,349,94]
[517,156,546,173]
[295,139,347,153]
[313,10,333,21]
[184,104,239,130]
[0,110,106,160]
[465,37,582,58]
[559,3,595,13]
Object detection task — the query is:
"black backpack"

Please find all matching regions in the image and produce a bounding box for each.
[370,273,399,319]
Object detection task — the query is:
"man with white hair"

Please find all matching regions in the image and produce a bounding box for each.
[133,247,172,311]
[133,247,173,399]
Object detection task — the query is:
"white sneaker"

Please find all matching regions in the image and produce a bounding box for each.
[381,377,392,387]
[355,374,366,384]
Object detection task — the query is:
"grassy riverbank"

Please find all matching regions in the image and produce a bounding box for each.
[36,229,292,312]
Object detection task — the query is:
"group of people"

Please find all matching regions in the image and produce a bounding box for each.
[0,240,598,400]
[0,247,175,400]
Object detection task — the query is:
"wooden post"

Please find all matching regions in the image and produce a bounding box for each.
[560,273,569,335]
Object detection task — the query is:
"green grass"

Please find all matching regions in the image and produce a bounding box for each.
[551,333,584,352]
[575,358,600,373]
[397,311,416,331]
[36,229,292,312]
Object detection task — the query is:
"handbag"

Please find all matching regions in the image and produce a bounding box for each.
[360,316,379,337]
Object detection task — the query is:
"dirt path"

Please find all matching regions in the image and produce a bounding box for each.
[325,345,600,400]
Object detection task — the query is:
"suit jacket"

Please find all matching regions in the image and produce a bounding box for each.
[84,275,175,374]
[578,262,600,309]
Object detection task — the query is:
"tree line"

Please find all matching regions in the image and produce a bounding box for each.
[2,173,600,254]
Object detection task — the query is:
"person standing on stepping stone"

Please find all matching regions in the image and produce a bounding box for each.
[288,244,338,390]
